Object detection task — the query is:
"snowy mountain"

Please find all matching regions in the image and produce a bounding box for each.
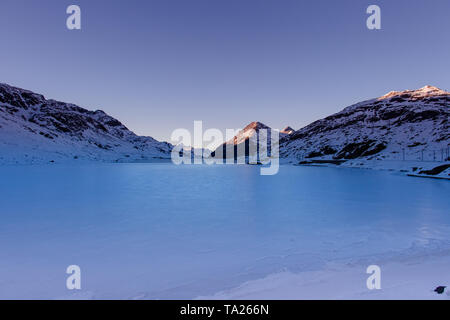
[225,121,271,146]
[212,121,278,161]
[280,85,449,164]
[0,83,172,164]
[280,126,295,135]
[221,121,292,146]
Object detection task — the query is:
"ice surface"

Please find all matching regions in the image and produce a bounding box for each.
[0,164,449,299]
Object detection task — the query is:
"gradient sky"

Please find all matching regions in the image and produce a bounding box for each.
[0,0,449,143]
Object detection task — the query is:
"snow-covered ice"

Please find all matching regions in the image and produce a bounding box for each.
[0,163,449,299]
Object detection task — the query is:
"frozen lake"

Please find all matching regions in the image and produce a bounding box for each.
[0,163,449,299]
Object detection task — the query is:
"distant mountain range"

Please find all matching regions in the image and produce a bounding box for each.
[0,83,448,165]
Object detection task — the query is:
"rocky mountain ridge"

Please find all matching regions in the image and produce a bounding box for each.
[280,85,449,163]
[0,83,172,164]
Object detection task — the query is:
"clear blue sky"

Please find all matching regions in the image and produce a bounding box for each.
[0,0,449,142]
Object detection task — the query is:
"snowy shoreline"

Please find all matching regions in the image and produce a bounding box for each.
[198,245,450,300]
[284,158,450,180]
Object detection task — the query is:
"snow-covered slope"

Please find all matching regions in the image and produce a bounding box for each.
[0,83,172,164]
[281,86,449,166]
